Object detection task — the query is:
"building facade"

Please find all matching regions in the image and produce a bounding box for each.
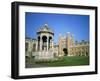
[25,24,89,60]
[58,32,89,56]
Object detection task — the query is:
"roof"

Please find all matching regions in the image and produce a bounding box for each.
[25,37,37,41]
[37,23,54,35]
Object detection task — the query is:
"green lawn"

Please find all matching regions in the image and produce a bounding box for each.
[41,56,89,67]
[25,56,89,68]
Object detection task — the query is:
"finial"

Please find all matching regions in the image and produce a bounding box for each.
[45,23,48,26]
[44,21,48,26]
[67,32,70,34]
[59,33,61,36]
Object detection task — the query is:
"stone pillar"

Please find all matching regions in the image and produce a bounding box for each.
[52,39,54,49]
[36,41,38,51]
[40,36,42,51]
[37,37,40,51]
[47,36,49,51]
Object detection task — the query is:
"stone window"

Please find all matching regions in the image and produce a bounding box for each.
[25,42,28,51]
[33,43,36,51]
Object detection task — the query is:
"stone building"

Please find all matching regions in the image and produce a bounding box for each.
[25,23,89,60]
[25,38,38,57]
[58,32,89,56]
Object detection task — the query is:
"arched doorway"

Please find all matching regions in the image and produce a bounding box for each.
[63,48,68,56]
[49,36,52,50]
[42,36,47,51]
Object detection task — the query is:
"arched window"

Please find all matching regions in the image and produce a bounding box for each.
[33,43,36,51]
[25,42,28,51]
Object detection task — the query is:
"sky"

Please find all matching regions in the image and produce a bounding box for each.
[25,12,89,44]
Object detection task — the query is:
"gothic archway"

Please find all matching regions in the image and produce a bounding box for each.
[49,36,52,49]
[42,36,47,50]
[63,48,68,56]
[38,36,40,51]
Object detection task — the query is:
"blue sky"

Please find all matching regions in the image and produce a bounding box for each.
[25,12,89,44]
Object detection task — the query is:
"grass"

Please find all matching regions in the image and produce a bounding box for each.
[25,56,89,68]
[41,56,89,66]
